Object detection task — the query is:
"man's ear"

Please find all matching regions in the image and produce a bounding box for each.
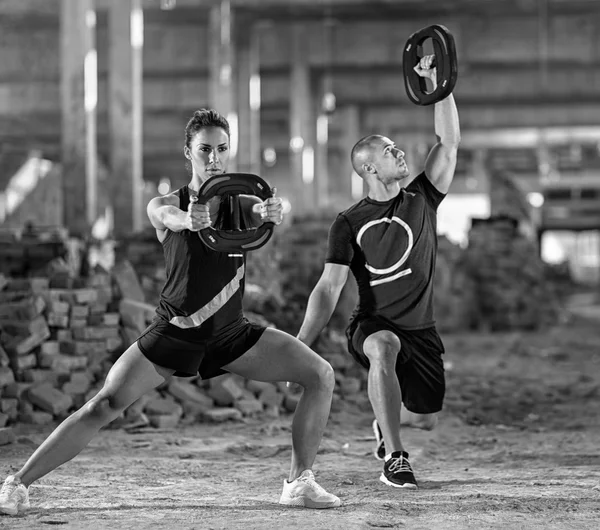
[364,163,375,174]
[184,146,191,160]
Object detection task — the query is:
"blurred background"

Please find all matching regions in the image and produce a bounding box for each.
[1,0,600,352]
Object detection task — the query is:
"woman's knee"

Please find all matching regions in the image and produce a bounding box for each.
[302,357,335,392]
[82,392,127,423]
[364,330,400,367]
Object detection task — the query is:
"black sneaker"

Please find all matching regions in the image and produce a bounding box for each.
[380,451,418,489]
[372,419,385,461]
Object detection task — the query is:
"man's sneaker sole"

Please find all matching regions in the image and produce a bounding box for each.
[279,496,341,509]
[379,473,418,489]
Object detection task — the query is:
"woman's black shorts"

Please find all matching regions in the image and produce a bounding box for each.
[137,316,266,379]
[347,316,446,414]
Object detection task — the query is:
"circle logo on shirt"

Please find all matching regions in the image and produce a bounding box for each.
[356,216,414,286]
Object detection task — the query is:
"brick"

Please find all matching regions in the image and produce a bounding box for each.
[70,305,90,319]
[55,329,73,342]
[95,287,113,306]
[148,413,180,429]
[103,313,120,327]
[258,385,285,408]
[40,341,60,355]
[0,398,18,414]
[28,383,74,415]
[39,353,88,372]
[106,337,123,352]
[48,300,70,314]
[246,379,277,396]
[202,407,243,423]
[234,397,263,416]
[61,340,106,356]
[119,299,155,333]
[4,324,51,356]
[72,326,120,341]
[89,302,109,315]
[339,376,362,396]
[112,260,145,302]
[12,353,37,371]
[0,290,30,304]
[206,375,245,406]
[20,410,54,425]
[69,318,87,329]
[0,315,48,337]
[7,277,49,293]
[21,369,60,385]
[283,393,301,413]
[72,289,99,305]
[87,314,103,326]
[168,380,212,407]
[0,344,9,367]
[2,382,31,400]
[62,379,91,396]
[0,296,45,320]
[88,273,111,288]
[121,327,140,345]
[145,397,183,417]
[46,313,70,328]
[0,273,7,291]
[0,413,8,428]
[264,404,280,418]
[0,427,16,446]
[0,367,15,387]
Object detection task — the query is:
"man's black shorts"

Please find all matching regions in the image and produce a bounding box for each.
[347,316,445,414]
[137,316,266,379]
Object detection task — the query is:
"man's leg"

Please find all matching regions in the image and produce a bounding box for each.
[363,330,404,455]
[14,343,174,487]
[400,404,438,430]
[223,328,335,482]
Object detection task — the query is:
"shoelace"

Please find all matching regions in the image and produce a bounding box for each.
[299,473,328,495]
[0,480,17,497]
[387,456,413,474]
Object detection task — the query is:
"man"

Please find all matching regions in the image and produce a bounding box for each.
[0,109,341,516]
[296,56,460,489]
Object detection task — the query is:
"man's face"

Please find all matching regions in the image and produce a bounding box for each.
[185,126,230,182]
[370,137,410,183]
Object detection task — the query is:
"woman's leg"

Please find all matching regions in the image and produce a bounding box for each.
[15,343,174,487]
[223,328,335,482]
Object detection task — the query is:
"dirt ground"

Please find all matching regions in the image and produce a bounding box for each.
[1,309,600,530]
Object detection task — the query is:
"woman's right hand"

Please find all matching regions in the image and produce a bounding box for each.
[187,196,212,231]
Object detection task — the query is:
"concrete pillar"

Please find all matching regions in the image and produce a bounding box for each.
[314,76,331,209]
[341,105,361,202]
[289,23,314,215]
[60,0,97,236]
[236,17,261,175]
[209,0,237,171]
[108,0,144,237]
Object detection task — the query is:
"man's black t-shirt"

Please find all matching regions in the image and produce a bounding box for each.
[325,172,445,330]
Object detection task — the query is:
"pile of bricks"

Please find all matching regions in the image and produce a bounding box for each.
[0,226,69,278]
[0,259,313,445]
[459,216,562,331]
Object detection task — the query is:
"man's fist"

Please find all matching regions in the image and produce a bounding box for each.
[251,188,284,225]
[414,54,437,81]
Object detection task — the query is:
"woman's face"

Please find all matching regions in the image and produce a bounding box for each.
[185,126,230,182]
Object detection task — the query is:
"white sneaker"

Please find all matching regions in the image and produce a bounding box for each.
[0,475,30,516]
[279,470,341,509]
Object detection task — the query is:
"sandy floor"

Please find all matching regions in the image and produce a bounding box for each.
[1,315,599,530]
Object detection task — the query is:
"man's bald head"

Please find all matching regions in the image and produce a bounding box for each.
[351,135,386,177]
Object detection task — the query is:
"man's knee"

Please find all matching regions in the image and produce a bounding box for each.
[364,330,400,367]
[413,413,438,431]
